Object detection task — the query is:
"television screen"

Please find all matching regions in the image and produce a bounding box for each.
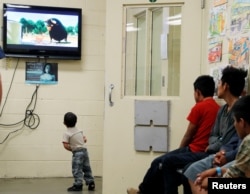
[3,3,82,60]
[26,62,58,84]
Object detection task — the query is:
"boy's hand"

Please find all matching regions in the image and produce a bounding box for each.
[213,150,227,167]
[83,136,87,143]
[194,168,217,189]
[63,142,72,151]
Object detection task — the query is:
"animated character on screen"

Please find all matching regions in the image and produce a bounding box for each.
[45,18,68,43]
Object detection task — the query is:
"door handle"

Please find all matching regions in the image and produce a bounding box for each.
[109,84,114,106]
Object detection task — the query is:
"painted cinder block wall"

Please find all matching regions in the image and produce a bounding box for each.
[0,0,105,178]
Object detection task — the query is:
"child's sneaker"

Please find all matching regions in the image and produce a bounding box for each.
[88,182,95,191]
[67,184,83,191]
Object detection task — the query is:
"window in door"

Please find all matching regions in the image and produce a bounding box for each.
[124,5,182,96]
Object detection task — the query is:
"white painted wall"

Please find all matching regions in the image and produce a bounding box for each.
[0,4,234,194]
[0,0,105,178]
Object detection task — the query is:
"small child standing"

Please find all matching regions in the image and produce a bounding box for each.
[62,112,95,191]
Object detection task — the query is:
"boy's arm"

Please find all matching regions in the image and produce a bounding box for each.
[196,167,227,190]
[179,122,197,148]
[212,135,240,167]
[63,142,72,151]
[217,134,241,165]
[206,108,222,152]
[207,105,236,153]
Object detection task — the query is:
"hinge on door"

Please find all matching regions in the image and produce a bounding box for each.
[201,0,205,9]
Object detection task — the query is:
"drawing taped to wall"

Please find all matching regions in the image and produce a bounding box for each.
[228,37,250,66]
[230,0,250,35]
[208,39,223,63]
[210,65,225,96]
[208,4,227,38]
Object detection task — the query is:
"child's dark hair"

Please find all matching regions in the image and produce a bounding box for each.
[232,95,250,124]
[64,112,77,127]
[221,66,248,97]
[193,75,215,97]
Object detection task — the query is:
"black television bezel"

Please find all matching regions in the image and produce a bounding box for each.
[2,3,82,60]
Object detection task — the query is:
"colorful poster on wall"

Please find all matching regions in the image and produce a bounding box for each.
[213,0,227,7]
[208,4,227,37]
[230,0,250,35]
[228,36,250,67]
[208,39,223,63]
[25,62,58,85]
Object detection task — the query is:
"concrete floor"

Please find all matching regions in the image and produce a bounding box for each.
[0,177,102,194]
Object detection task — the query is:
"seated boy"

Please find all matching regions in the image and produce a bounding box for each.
[127,75,220,194]
[183,66,248,194]
[194,95,250,193]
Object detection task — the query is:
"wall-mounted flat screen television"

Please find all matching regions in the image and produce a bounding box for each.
[3,3,82,60]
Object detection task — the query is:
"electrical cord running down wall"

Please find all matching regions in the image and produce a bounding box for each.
[0,58,41,144]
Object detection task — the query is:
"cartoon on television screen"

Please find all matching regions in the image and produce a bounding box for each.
[26,62,58,85]
[7,11,79,47]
